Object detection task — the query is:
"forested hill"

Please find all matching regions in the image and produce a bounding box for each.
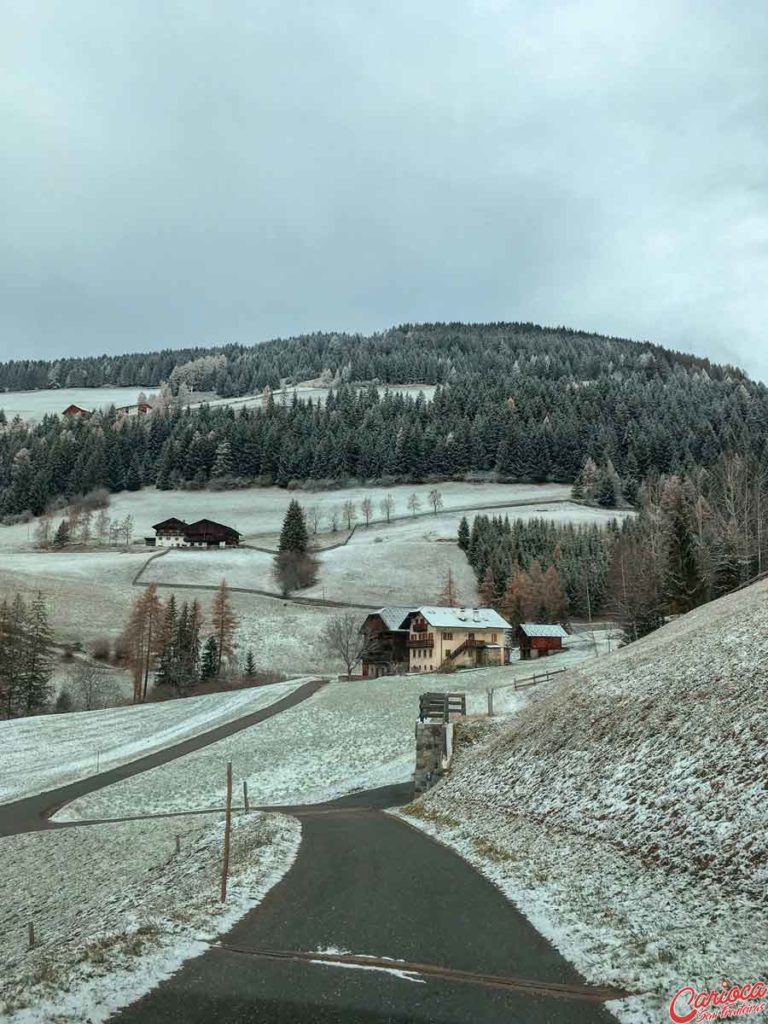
[0,322,766,517]
[0,322,749,394]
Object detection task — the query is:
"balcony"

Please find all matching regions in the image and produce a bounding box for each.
[407,632,434,648]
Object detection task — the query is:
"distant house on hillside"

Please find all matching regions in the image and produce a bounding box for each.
[116,401,152,417]
[516,623,569,660]
[62,404,91,418]
[147,518,241,548]
[361,605,512,675]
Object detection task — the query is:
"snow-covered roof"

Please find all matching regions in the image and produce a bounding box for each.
[416,607,512,630]
[518,623,569,638]
[376,607,413,631]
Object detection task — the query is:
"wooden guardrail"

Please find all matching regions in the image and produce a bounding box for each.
[487,667,565,716]
[419,691,467,722]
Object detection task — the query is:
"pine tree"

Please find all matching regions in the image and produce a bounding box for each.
[244,650,256,676]
[457,516,470,551]
[18,592,54,715]
[53,520,71,547]
[278,500,309,553]
[201,635,218,679]
[479,566,497,607]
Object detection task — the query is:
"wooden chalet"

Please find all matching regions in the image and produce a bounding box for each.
[360,607,412,677]
[116,401,152,417]
[147,517,241,548]
[516,623,569,660]
[62,404,91,418]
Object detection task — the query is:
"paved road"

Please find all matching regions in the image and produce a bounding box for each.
[108,783,620,1024]
[3,679,622,1023]
[0,677,325,838]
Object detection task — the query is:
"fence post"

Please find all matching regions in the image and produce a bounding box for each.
[220,762,233,903]
[28,922,35,949]
[487,688,494,716]
[243,780,249,813]
[175,834,180,855]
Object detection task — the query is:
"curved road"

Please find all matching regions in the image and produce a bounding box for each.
[0,677,326,837]
[2,680,623,1023]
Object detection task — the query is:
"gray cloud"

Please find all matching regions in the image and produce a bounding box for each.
[2,0,767,377]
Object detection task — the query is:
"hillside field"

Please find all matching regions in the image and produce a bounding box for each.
[405,577,768,1024]
[0,482,629,678]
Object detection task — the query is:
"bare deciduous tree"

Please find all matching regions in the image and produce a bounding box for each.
[307,505,324,536]
[361,496,373,526]
[62,661,123,711]
[328,506,340,533]
[428,489,444,514]
[407,493,421,517]
[321,612,377,679]
[379,494,395,523]
[341,499,357,530]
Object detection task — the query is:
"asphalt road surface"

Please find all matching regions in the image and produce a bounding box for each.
[2,679,623,1023]
[0,677,325,838]
[108,784,621,1024]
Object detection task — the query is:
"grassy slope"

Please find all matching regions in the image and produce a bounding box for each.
[408,579,768,1023]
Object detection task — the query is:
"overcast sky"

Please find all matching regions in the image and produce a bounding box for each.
[2,1,767,378]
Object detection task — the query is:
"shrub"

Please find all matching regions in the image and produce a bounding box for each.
[91,637,111,660]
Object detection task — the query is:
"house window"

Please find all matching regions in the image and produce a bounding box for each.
[491,633,497,642]
[442,632,453,640]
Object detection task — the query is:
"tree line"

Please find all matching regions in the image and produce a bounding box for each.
[121,580,243,702]
[460,450,768,645]
[2,323,768,518]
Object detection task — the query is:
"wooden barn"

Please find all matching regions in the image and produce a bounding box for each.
[516,623,569,660]
[147,517,241,548]
[62,404,90,418]
[360,607,412,677]
[184,519,241,548]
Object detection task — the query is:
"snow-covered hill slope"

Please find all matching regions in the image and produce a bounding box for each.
[0,680,305,805]
[408,578,768,1023]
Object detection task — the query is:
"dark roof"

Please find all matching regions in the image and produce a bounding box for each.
[62,404,90,415]
[185,519,241,538]
[365,607,414,631]
[152,518,188,532]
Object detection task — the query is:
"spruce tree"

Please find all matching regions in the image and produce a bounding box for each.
[278,500,308,554]
[244,650,256,676]
[457,516,470,551]
[201,635,219,679]
[19,592,54,715]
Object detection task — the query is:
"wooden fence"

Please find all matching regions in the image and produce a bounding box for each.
[486,667,565,716]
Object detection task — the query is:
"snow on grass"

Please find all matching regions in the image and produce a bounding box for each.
[0,387,147,422]
[192,381,438,412]
[401,578,768,1023]
[55,647,615,822]
[0,680,304,805]
[0,550,148,645]
[0,810,300,1023]
[141,500,628,607]
[77,481,574,547]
